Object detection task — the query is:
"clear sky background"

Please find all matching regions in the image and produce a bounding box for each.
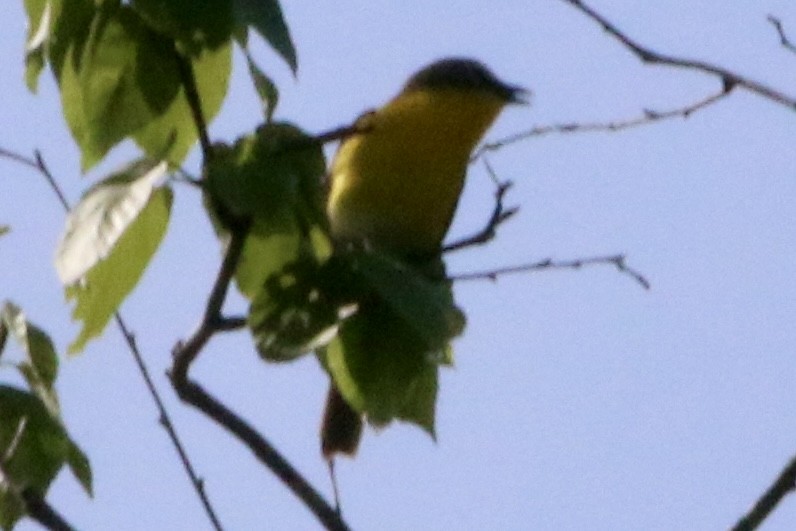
[2,1,796,530]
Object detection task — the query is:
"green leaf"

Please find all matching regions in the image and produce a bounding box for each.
[243,48,279,122]
[0,225,9,237]
[66,185,172,353]
[235,217,304,300]
[22,0,64,92]
[48,3,231,170]
[47,0,94,80]
[133,40,232,166]
[233,0,297,73]
[0,302,60,416]
[396,362,438,436]
[0,386,71,529]
[205,124,330,361]
[323,305,440,430]
[317,250,465,433]
[75,6,181,170]
[55,159,168,285]
[132,0,234,54]
[247,239,338,361]
[46,0,95,154]
[66,440,93,496]
[205,122,326,226]
[354,252,466,353]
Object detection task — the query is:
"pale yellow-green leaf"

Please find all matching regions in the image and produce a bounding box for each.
[67,187,172,353]
[55,160,167,285]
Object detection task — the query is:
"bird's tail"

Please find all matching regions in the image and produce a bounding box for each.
[321,384,363,458]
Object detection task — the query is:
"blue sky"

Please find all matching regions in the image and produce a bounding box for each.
[2,1,796,530]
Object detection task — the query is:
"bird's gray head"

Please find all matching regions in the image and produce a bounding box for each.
[403,57,529,104]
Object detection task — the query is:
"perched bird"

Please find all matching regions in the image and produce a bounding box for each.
[323,57,528,458]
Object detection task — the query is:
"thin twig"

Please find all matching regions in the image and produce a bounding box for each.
[215,315,247,331]
[451,254,651,290]
[0,148,224,530]
[114,315,224,531]
[172,47,212,161]
[443,161,518,253]
[475,88,730,158]
[169,230,350,531]
[312,123,367,145]
[560,0,796,110]
[767,15,796,55]
[732,454,796,531]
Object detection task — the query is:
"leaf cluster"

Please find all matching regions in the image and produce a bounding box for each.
[0,303,91,530]
[7,0,469,526]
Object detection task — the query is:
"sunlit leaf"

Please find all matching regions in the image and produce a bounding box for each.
[48,0,95,154]
[134,40,231,166]
[247,236,338,361]
[55,159,167,285]
[76,6,181,170]
[48,3,231,169]
[67,186,172,353]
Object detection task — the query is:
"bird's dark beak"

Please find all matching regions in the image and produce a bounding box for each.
[508,85,531,105]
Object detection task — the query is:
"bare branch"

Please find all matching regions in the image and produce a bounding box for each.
[312,122,368,145]
[114,316,224,531]
[767,15,796,56]
[443,161,519,253]
[18,488,76,531]
[475,88,730,157]
[215,315,247,331]
[169,230,349,531]
[732,454,796,531]
[451,254,651,290]
[560,0,796,111]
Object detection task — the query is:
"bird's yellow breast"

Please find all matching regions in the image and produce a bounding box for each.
[327,88,506,255]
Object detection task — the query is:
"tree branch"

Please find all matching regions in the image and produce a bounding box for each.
[443,160,518,253]
[172,47,212,161]
[114,315,224,531]
[731,454,796,531]
[17,488,76,531]
[767,15,796,56]
[451,254,651,290]
[475,88,730,158]
[169,230,350,531]
[560,0,796,111]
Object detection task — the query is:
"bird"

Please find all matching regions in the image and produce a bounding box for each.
[322,57,528,458]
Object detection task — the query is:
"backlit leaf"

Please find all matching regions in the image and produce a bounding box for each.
[66,186,172,353]
[55,159,167,285]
